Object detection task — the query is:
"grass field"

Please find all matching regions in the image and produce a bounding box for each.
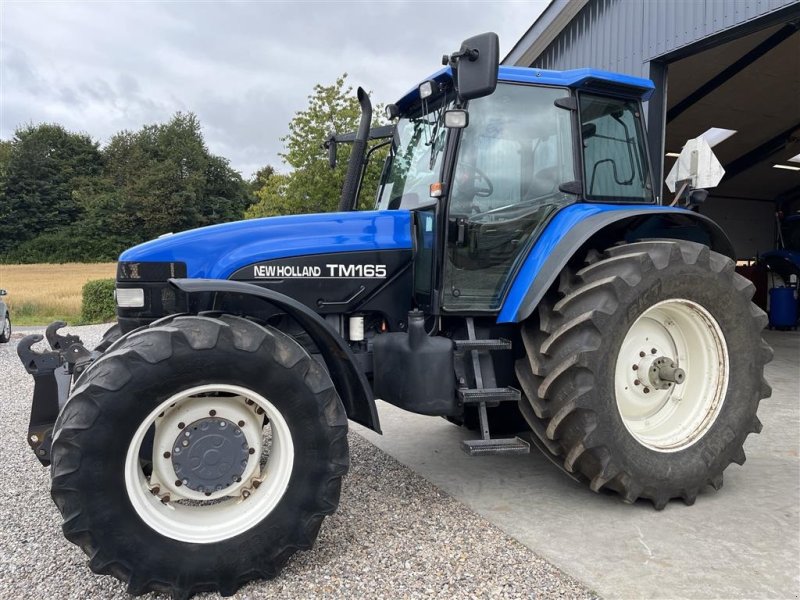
[0,263,116,325]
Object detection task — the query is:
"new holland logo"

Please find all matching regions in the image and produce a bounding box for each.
[253,264,387,278]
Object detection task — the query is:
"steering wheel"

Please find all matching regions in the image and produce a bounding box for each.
[457,162,493,198]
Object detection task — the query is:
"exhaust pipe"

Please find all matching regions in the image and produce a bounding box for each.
[338,87,371,212]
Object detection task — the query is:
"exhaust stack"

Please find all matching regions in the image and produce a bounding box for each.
[338,87,372,212]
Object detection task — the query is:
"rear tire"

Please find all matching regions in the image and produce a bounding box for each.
[50,314,348,597]
[516,240,772,509]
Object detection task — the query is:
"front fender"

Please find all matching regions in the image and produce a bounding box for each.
[498,204,735,323]
[169,278,380,433]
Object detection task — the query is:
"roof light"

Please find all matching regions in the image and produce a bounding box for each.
[788,152,800,164]
[665,152,681,158]
[419,81,434,99]
[698,127,737,148]
[773,164,800,171]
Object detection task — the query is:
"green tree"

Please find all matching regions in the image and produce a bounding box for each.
[0,113,255,263]
[246,75,387,218]
[101,112,252,241]
[0,124,103,253]
[248,164,275,196]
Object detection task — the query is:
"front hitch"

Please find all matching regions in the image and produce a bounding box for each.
[17,322,96,466]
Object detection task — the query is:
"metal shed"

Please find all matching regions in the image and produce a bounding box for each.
[505,0,800,261]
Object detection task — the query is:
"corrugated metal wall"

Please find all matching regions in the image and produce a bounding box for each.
[532,0,797,76]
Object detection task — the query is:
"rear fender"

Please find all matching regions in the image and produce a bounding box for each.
[498,205,735,323]
[169,278,381,433]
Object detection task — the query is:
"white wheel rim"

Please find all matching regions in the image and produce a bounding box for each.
[124,383,294,544]
[614,299,729,452]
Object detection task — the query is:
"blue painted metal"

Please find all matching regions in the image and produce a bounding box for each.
[396,65,654,110]
[497,202,688,323]
[119,210,413,279]
[768,287,798,328]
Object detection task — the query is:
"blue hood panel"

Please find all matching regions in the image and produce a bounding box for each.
[119,210,414,279]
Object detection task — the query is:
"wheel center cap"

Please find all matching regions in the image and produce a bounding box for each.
[171,417,250,493]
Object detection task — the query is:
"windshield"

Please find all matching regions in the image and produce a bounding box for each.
[376,93,455,210]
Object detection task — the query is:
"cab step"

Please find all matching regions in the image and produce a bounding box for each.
[458,386,520,404]
[458,318,528,456]
[462,436,530,456]
[454,338,512,352]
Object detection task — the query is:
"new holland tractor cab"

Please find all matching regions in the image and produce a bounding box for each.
[19,33,771,598]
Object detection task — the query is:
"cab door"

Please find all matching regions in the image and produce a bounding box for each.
[442,83,577,312]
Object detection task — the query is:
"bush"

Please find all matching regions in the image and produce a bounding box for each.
[80,279,116,324]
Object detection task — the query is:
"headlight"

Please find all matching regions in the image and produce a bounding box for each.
[115,288,145,308]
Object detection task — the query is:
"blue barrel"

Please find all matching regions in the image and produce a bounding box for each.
[769,287,798,328]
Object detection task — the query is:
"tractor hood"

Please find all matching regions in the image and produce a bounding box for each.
[119,210,414,280]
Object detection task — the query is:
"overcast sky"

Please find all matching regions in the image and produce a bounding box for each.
[1,1,547,178]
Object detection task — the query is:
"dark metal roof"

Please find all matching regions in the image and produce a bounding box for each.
[505,0,800,77]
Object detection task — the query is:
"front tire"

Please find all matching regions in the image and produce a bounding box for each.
[516,240,772,509]
[50,314,349,597]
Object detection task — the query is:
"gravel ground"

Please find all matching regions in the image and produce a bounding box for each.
[0,324,594,599]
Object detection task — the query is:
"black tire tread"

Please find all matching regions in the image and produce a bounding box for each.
[515,240,771,509]
[51,314,348,598]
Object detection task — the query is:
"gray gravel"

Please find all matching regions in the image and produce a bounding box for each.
[0,324,595,599]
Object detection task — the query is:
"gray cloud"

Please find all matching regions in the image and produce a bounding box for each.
[1,0,546,177]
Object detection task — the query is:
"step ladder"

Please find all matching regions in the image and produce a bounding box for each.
[457,319,530,456]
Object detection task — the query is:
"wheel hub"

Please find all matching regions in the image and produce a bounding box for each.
[648,356,686,390]
[171,417,250,494]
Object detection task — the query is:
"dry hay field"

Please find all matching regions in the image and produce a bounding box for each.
[0,263,116,325]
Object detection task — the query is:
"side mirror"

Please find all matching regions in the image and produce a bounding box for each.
[446,32,499,101]
[688,188,708,205]
[325,134,337,169]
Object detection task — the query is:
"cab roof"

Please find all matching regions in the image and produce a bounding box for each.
[396,65,655,110]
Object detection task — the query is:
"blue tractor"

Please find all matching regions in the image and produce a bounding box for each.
[19,33,772,598]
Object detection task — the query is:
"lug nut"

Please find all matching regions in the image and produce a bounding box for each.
[634,379,640,386]
[242,490,251,499]
[238,420,245,427]
[209,410,217,416]
[651,348,657,354]
[163,451,171,459]
[245,399,254,405]
[256,407,264,415]
[643,387,651,394]
[248,448,256,455]
[175,480,183,487]
[160,494,171,504]
[178,422,185,429]
[632,365,638,371]
[204,492,212,497]
[252,480,261,489]
[182,440,189,447]
[150,486,160,495]
[639,351,646,358]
